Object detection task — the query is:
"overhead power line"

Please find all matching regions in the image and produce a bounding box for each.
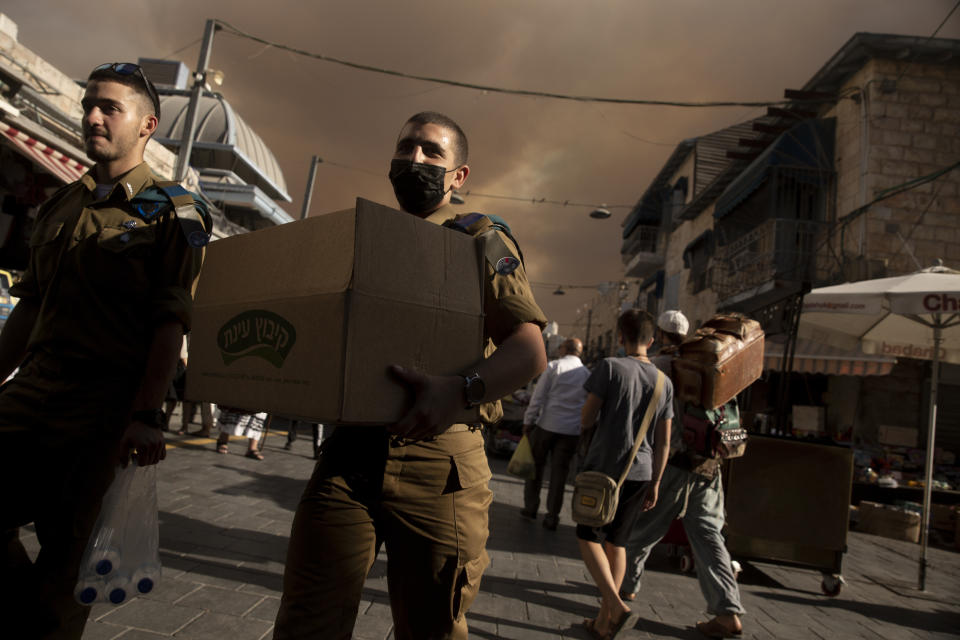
[318,158,634,210]
[457,191,632,209]
[530,281,628,291]
[895,0,960,83]
[214,20,830,109]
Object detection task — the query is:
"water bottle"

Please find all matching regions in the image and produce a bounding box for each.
[89,548,121,577]
[131,564,161,594]
[105,575,130,605]
[74,577,104,605]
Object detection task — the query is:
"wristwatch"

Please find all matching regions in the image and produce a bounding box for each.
[131,409,166,430]
[462,372,486,408]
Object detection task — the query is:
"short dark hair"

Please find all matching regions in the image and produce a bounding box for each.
[618,309,656,345]
[88,67,161,120]
[406,111,468,166]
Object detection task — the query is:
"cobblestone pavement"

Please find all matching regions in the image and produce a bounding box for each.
[17,418,960,639]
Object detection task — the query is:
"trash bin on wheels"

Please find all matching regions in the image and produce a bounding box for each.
[724,434,854,596]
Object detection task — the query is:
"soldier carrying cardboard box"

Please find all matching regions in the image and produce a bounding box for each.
[274,112,548,640]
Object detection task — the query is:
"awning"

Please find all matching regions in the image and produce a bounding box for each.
[764,337,896,376]
[1,123,88,184]
[714,118,836,220]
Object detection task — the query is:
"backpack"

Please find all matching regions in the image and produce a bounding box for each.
[679,398,748,459]
[129,181,212,248]
[442,213,525,268]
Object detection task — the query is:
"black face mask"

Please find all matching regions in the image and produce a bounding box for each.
[389,159,451,214]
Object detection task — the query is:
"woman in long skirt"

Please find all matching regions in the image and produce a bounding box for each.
[215,408,268,460]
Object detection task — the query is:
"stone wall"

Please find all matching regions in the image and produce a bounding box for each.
[829,57,960,277]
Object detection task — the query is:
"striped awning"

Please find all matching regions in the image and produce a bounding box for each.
[764,338,896,376]
[1,123,88,184]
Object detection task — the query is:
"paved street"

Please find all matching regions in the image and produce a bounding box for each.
[17,418,960,639]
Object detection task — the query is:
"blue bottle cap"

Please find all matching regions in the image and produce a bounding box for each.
[136,577,154,593]
[78,586,98,604]
[108,587,126,604]
[95,559,113,575]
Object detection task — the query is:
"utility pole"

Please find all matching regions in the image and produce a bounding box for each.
[175,19,218,182]
[300,156,322,220]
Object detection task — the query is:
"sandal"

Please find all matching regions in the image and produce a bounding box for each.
[216,443,229,454]
[598,612,638,640]
[245,450,264,460]
[582,619,600,639]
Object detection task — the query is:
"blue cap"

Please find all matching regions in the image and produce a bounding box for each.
[95,559,113,575]
[78,586,98,604]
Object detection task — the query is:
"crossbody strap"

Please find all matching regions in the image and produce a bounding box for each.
[616,370,665,489]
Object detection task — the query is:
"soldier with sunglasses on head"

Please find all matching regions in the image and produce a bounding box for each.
[0,63,208,638]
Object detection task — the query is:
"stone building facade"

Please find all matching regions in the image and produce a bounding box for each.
[616,32,960,444]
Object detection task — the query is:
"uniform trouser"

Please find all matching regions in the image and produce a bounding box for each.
[0,354,132,639]
[522,426,578,519]
[274,426,493,640]
[621,464,745,617]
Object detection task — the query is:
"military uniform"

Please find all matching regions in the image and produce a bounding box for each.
[276,207,546,640]
[0,162,205,638]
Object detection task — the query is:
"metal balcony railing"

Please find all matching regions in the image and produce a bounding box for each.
[712,218,829,302]
[621,224,664,278]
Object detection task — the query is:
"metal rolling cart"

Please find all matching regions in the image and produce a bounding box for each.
[724,434,854,596]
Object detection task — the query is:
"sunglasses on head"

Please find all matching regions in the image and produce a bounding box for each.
[91,63,161,118]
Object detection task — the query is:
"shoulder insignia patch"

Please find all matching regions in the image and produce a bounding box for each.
[495,256,521,275]
[132,201,165,220]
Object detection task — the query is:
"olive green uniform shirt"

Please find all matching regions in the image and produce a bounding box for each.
[11,162,203,375]
[424,206,548,423]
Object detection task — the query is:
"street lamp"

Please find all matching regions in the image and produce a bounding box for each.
[589,206,612,219]
[553,287,566,296]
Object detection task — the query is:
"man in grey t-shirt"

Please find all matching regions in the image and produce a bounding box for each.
[577,309,673,639]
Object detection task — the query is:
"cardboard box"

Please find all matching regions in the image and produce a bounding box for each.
[187,198,484,424]
[857,501,920,543]
[792,405,825,435]
[878,425,918,448]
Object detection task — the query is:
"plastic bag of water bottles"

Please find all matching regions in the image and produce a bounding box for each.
[73,460,161,606]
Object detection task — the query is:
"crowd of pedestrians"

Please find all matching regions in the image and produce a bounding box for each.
[0,59,743,640]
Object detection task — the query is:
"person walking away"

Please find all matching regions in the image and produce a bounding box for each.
[0,62,207,638]
[621,310,746,638]
[577,310,674,640]
[521,337,589,530]
[274,111,547,640]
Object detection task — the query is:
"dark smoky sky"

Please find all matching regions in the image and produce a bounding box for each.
[6,1,959,332]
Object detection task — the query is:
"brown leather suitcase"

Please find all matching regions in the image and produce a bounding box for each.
[671,313,764,409]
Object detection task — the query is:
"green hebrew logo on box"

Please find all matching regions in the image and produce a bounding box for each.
[217,310,297,367]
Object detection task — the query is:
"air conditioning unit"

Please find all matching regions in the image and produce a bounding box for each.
[137,59,190,90]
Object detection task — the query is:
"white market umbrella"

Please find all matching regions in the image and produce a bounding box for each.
[798,263,960,591]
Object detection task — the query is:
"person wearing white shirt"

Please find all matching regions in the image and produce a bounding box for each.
[521,338,590,530]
